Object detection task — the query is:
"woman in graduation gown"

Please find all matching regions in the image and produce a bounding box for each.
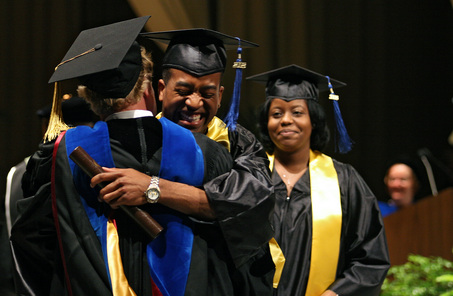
[249,65,390,296]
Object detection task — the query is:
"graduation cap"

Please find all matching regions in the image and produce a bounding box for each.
[49,15,150,96]
[247,64,353,153]
[141,28,259,130]
[44,16,150,142]
[246,64,346,100]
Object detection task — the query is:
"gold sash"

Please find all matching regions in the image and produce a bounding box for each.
[306,150,342,295]
[206,116,230,152]
[107,219,137,296]
[268,150,342,295]
[269,238,286,288]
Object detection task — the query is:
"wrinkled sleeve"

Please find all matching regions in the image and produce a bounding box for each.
[329,164,390,296]
[203,125,275,267]
[22,140,54,198]
[10,141,58,296]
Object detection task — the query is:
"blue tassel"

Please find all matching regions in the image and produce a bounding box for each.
[326,76,353,153]
[224,38,246,131]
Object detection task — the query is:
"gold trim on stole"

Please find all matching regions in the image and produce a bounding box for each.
[266,153,285,288]
[269,237,285,288]
[267,151,342,294]
[107,219,137,296]
[205,116,230,152]
[305,150,342,296]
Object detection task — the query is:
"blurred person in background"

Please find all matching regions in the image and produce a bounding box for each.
[0,95,97,296]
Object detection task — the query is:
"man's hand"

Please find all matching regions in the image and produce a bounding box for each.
[91,167,215,220]
[91,167,150,208]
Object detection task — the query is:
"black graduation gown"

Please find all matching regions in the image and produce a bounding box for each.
[204,124,275,268]
[272,159,390,296]
[11,117,274,296]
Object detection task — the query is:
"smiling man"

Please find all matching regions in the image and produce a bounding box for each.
[145,29,278,293]
[91,29,279,295]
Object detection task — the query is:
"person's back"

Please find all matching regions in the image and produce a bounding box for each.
[11,17,235,296]
[1,95,98,296]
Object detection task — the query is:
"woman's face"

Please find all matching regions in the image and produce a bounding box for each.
[267,98,312,153]
[385,163,418,207]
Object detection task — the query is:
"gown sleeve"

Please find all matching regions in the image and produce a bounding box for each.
[203,124,275,267]
[328,162,390,296]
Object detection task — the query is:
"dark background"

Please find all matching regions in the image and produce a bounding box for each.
[1,0,452,201]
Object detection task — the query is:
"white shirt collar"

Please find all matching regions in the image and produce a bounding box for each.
[105,110,154,121]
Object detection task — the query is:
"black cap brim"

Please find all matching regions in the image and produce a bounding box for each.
[141,28,258,77]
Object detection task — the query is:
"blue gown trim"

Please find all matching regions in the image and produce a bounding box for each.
[65,121,114,286]
[147,117,204,296]
[65,118,205,296]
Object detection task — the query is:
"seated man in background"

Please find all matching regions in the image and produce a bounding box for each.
[380,161,421,217]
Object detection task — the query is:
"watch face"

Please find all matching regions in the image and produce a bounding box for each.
[148,189,159,199]
[147,188,160,203]
[146,176,160,203]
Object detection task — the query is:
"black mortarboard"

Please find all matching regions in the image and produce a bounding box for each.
[141,28,258,130]
[246,64,346,101]
[44,16,150,142]
[248,64,353,153]
[49,15,150,98]
[141,29,258,76]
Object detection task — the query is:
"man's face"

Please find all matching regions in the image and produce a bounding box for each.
[385,163,418,207]
[158,69,224,134]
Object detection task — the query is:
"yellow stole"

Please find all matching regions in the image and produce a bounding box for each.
[106,219,137,296]
[206,116,231,152]
[268,150,342,295]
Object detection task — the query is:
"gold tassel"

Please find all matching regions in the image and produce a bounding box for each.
[43,45,100,142]
[43,82,70,142]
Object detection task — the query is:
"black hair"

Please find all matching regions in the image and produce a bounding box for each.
[257,98,330,154]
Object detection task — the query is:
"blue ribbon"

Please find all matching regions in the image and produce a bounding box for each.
[147,117,204,296]
[65,121,114,285]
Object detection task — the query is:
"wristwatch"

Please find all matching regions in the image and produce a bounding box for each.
[145,176,160,203]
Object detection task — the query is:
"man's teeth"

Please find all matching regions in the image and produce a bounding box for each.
[182,113,201,122]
